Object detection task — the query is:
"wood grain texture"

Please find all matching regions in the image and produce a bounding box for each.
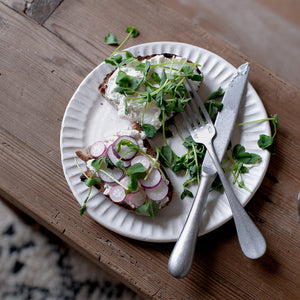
[1,0,300,299]
[162,0,300,88]
[1,0,63,24]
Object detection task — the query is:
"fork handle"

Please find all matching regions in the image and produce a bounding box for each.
[168,171,216,278]
[206,142,267,259]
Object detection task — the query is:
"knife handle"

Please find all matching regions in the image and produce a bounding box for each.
[168,170,216,279]
[206,141,267,259]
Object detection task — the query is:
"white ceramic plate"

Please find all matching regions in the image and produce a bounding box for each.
[60,42,271,242]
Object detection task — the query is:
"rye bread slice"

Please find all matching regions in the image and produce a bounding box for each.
[75,123,173,213]
[98,53,203,123]
[76,54,202,214]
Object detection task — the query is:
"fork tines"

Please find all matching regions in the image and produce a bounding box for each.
[183,79,212,132]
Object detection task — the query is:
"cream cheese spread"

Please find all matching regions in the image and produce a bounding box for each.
[105,55,190,129]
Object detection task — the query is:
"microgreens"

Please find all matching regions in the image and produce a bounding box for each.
[103,28,202,140]
[142,124,157,138]
[237,114,278,154]
[135,200,159,219]
[104,33,119,45]
[81,27,279,217]
[222,144,261,192]
[75,157,104,215]
[114,138,167,184]
[157,86,278,198]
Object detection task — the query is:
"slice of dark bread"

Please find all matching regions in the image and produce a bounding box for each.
[76,123,173,213]
[99,53,203,122]
[76,54,202,214]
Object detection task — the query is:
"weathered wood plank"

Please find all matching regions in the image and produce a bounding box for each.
[1,0,63,24]
[162,0,300,88]
[1,0,300,299]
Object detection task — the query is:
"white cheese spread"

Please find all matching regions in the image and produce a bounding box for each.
[105,55,190,129]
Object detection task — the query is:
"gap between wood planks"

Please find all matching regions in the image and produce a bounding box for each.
[23,0,64,24]
[0,0,63,24]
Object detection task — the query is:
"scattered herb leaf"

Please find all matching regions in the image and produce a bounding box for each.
[126,26,139,37]
[104,33,119,45]
[181,188,194,199]
[232,144,261,164]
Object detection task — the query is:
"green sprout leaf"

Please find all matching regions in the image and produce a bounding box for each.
[80,204,87,216]
[84,177,102,188]
[151,72,161,83]
[104,157,114,169]
[258,134,275,154]
[116,160,125,170]
[104,54,123,66]
[115,70,142,94]
[126,175,139,194]
[91,157,102,170]
[181,188,194,200]
[126,26,139,37]
[142,124,157,138]
[104,33,119,45]
[135,201,159,219]
[159,145,173,167]
[232,144,261,164]
[206,87,224,100]
[258,134,273,149]
[144,60,151,77]
[127,163,147,179]
[135,63,145,71]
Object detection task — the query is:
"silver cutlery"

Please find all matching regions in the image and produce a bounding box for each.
[168,64,266,278]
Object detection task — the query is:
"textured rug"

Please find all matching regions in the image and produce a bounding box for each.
[0,199,143,300]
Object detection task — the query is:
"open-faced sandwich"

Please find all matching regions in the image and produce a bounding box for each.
[75,124,174,217]
[75,29,204,218]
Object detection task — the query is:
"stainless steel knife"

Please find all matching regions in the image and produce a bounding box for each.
[168,63,266,278]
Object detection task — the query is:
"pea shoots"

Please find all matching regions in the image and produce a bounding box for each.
[102,26,278,203]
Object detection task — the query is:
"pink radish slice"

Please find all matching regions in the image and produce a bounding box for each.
[131,155,151,172]
[109,185,126,203]
[112,136,138,161]
[145,180,168,201]
[90,141,106,158]
[120,176,129,186]
[140,168,162,189]
[98,163,124,183]
[120,176,140,193]
[129,192,146,208]
[107,144,131,168]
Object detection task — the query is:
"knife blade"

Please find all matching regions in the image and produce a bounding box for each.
[204,62,250,166]
[168,63,253,278]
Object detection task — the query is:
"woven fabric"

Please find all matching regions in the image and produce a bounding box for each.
[0,200,142,300]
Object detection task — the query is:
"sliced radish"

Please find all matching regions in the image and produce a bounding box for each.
[131,155,151,172]
[129,191,146,208]
[109,185,126,203]
[90,141,106,158]
[120,175,141,193]
[120,176,129,186]
[145,180,169,201]
[98,163,124,183]
[140,168,162,189]
[107,144,131,168]
[112,136,138,161]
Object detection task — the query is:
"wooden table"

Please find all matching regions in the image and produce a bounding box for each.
[1,0,300,298]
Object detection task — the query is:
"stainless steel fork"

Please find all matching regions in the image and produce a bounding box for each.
[169,79,266,277]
